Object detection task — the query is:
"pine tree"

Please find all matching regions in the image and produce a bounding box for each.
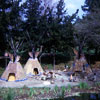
[0,0,12,53]
[82,0,100,12]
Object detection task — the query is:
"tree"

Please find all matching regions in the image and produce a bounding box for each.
[56,0,66,23]
[82,0,100,12]
[0,0,12,53]
[74,10,100,58]
[21,0,44,58]
[40,0,78,67]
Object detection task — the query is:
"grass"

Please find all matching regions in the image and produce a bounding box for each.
[95,82,100,87]
[0,67,4,77]
[54,85,59,95]
[53,86,67,99]
[67,84,71,92]
[3,88,15,100]
[79,82,90,89]
[0,84,98,100]
[44,87,50,94]
[28,88,37,97]
[59,86,66,99]
[42,64,53,70]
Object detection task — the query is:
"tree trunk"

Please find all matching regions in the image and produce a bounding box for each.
[53,54,55,70]
[13,50,17,62]
[78,44,83,59]
[95,47,98,56]
[32,48,35,59]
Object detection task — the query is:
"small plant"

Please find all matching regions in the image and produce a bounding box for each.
[3,88,15,100]
[44,88,50,94]
[59,86,66,99]
[28,88,37,97]
[40,89,44,95]
[48,64,53,69]
[54,85,59,95]
[79,82,90,89]
[23,85,28,89]
[19,88,23,94]
[95,82,100,87]
[67,84,71,92]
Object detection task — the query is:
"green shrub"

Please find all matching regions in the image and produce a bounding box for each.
[3,88,15,100]
[23,85,28,89]
[19,88,23,94]
[28,88,37,97]
[67,84,71,92]
[40,89,44,95]
[44,88,50,94]
[60,86,66,98]
[0,67,4,77]
[54,85,59,95]
[95,82,100,86]
[79,82,90,89]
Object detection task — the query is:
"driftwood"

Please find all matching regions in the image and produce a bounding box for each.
[0,56,9,59]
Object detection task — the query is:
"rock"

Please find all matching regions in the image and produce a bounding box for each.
[50,80,54,84]
[43,81,51,85]
[41,75,47,80]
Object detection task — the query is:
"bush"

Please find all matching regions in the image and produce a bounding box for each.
[67,84,71,92]
[28,88,37,97]
[44,88,50,94]
[3,88,15,100]
[79,82,90,89]
[95,82,100,87]
[54,85,59,95]
[60,86,66,98]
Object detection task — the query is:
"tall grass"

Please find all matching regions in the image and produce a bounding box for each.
[0,67,4,77]
[67,84,71,92]
[54,85,59,95]
[79,82,90,89]
[28,88,37,97]
[54,86,66,99]
[3,88,15,100]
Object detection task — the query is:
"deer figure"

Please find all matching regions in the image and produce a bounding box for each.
[4,52,21,62]
[28,46,43,58]
[35,46,43,58]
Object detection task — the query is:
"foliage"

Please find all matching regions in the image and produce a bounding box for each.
[74,10,100,57]
[82,0,100,12]
[54,85,66,99]
[0,0,77,64]
[67,84,71,92]
[79,82,90,89]
[95,82,100,87]
[28,88,37,97]
[44,87,50,94]
[0,67,4,77]
[40,89,45,95]
[60,86,66,98]
[3,88,15,100]
[54,85,59,94]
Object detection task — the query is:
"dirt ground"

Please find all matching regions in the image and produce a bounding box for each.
[0,70,79,88]
[0,69,100,88]
[0,70,100,100]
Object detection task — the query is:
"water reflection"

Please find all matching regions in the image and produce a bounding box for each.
[45,93,100,100]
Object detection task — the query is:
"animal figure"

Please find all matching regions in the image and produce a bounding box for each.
[28,46,43,58]
[4,52,20,62]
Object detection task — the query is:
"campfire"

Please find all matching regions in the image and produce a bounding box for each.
[69,74,75,82]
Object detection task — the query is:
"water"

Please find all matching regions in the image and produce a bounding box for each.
[44,93,100,100]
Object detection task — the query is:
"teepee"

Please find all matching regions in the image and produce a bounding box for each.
[1,55,26,81]
[71,49,92,74]
[24,58,43,75]
[24,46,44,75]
[1,36,27,81]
